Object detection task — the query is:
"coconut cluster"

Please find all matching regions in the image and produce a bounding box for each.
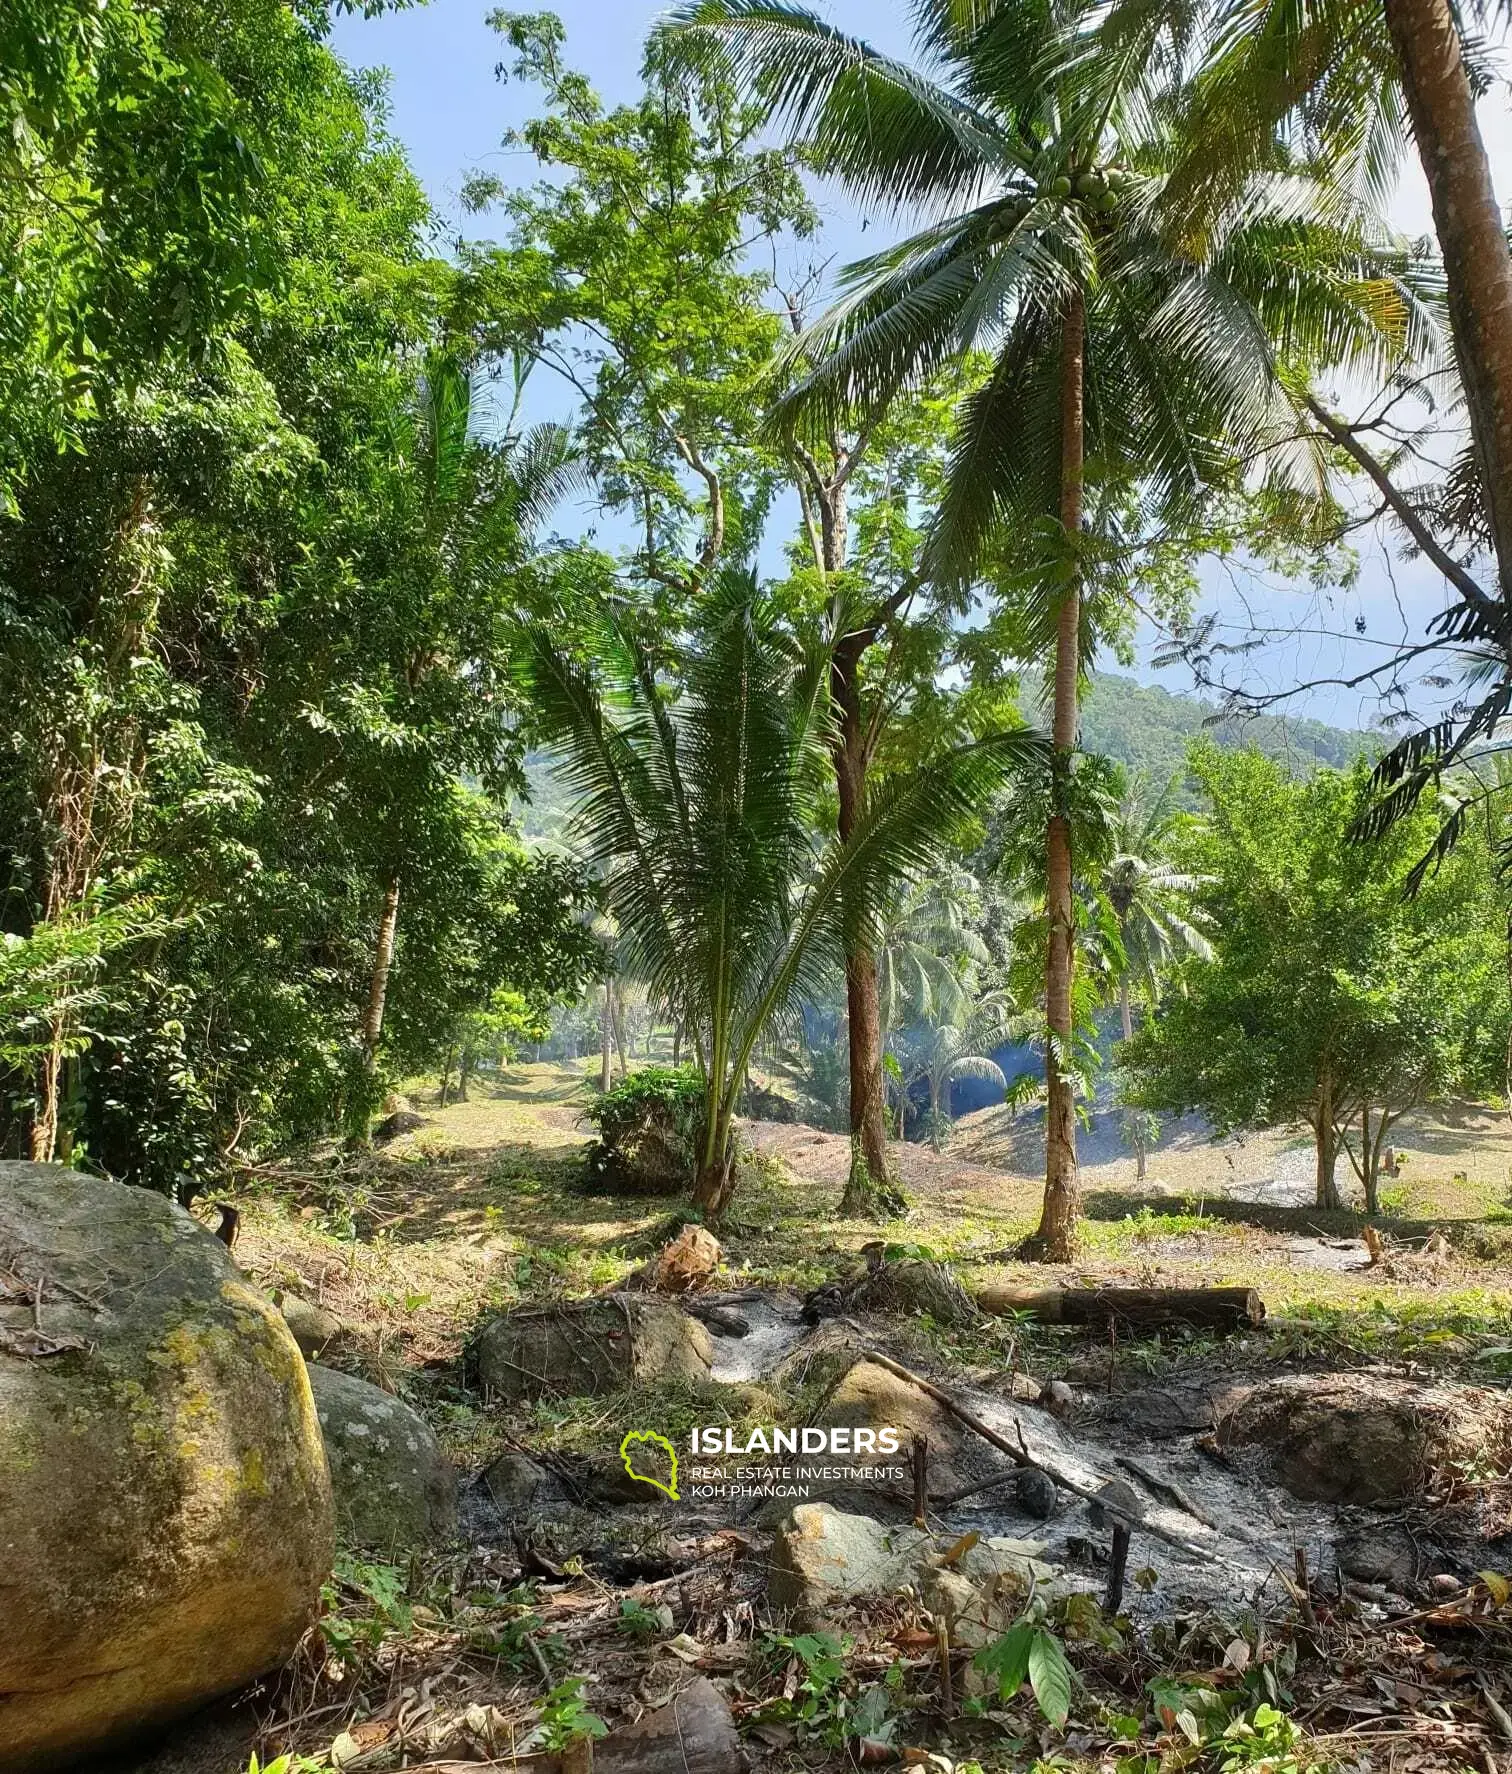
[997,164,1132,229]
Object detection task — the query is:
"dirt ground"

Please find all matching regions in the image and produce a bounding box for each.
[126,1063,1512,1774]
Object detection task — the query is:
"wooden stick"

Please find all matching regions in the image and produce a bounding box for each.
[937,1619,955,1718]
[1294,1546,1317,1627]
[1105,1522,1131,1617]
[912,1434,929,1529]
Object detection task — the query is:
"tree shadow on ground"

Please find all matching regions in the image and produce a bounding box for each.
[1082,1186,1507,1244]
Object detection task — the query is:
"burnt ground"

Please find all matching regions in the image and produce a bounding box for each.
[115,1063,1512,1774]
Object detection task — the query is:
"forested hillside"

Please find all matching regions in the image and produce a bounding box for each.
[1034,671,1374,797]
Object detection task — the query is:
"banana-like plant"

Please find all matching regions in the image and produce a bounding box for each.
[526,570,1046,1216]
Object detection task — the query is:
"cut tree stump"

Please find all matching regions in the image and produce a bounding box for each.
[975,1284,1263,1333]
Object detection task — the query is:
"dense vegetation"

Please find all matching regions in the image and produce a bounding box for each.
[4,0,1511,1247]
[7,3,1512,1772]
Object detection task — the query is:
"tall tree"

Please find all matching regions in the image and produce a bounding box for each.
[1123,747,1509,1209]
[527,571,1044,1216]
[1110,0,1512,605]
[670,0,1419,1255]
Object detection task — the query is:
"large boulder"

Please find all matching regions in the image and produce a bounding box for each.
[307,1365,456,1550]
[1216,1373,1512,1504]
[768,1501,1051,1635]
[0,1162,333,1771]
[474,1295,713,1401]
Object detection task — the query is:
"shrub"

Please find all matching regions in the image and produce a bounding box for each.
[582,1066,706,1195]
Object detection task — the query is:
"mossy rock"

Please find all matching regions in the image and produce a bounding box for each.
[1217,1372,1512,1503]
[0,1162,334,1771]
[474,1295,713,1402]
[307,1365,456,1551]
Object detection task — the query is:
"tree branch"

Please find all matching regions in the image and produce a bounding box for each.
[1304,395,1495,613]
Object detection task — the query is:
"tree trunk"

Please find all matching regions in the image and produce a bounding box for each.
[610,981,629,1081]
[1029,290,1086,1262]
[438,1045,455,1108]
[672,1020,683,1066]
[360,874,401,1072]
[458,1047,474,1102]
[1360,1105,1381,1214]
[832,650,899,1217]
[599,983,613,1092]
[1313,1077,1342,1208]
[1382,0,1512,598]
[1119,976,1147,1182]
[29,1021,66,1163]
[976,1283,1264,1331]
[692,1101,738,1221]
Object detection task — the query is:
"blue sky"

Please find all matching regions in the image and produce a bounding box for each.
[330,0,1512,731]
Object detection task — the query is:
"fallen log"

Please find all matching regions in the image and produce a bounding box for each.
[975,1284,1263,1332]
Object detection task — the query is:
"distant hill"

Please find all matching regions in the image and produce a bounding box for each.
[1040,672,1375,801]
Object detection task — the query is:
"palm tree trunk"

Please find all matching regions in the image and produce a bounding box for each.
[610,981,629,1081]
[599,983,613,1092]
[1382,0,1512,598]
[1119,976,1147,1182]
[361,874,401,1072]
[1031,290,1086,1261]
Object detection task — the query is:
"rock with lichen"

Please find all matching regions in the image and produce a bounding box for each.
[0,1161,333,1772]
[473,1295,713,1401]
[307,1363,456,1549]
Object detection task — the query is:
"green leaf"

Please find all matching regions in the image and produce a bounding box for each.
[973,1620,1033,1700]
[1026,1627,1072,1726]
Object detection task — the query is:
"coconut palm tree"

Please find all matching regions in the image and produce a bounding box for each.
[903,992,1015,1149]
[1103,774,1212,1176]
[526,570,1046,1217]
[1094,0,1512,611]
[666,0,1427,1256]
[876,866,989,1056]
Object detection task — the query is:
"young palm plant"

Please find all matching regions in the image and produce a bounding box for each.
[527,571,1045,1217]
[667,0,1428,1255]
[903,991,1015,1150]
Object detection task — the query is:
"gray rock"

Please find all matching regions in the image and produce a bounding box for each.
[474,1295,713,1402]
[1217,1373,1511,1505]
[0,1162,332,1771]
[768,1500,1051,1629]
[1336,1525,1423,1590]
[1015,1468,1059,1519]
[278,1292,347,1358]
[483,1451,560,1509]
[307,1365,456,1549]
[373,1110,427,1143]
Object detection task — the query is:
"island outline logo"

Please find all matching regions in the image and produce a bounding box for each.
[618,1428,680,1500]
